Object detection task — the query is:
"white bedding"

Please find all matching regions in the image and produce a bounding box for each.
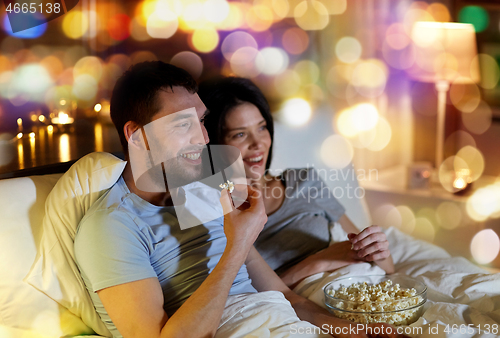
[213,226,500,338]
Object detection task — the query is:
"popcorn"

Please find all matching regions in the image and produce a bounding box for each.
[325,279,423,326]
[219,180,235,193]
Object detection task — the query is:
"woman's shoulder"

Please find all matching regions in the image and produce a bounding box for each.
[281,167,324,187]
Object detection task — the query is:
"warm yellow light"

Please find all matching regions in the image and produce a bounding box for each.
[294,60,320,85]
[147,11,178,39]
[320,134,353,169]
[47,125,53,133]
[456,146,484,182]
[59,113,69,124]
[280,98,312,127]
[30,114,37,122]
[17,132,23,139]
[62,11,89,39]
[412,217,435,242]
[204,0,230,23]
[294,0,329,31]
[38,115,45,122]
[29,132,35,139]
[436,202,462,230]
[94,103,102,113]
[335,37,362,64]
[17,118,22,126]
[470,229,500,265]
[191,27,219,53]
[466,183,500,221]
[255,47,289,75]
[74,56,104,82]
[60,99,66,106]
[246,4,274,32]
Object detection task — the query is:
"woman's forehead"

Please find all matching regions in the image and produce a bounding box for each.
[225,102,264,127]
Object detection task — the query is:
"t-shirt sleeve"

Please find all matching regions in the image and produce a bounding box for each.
[306,168,346,223]
[75,209,157,292]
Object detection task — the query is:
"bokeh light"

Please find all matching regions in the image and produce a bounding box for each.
[458,6,489,33]
[335,37,362,64]
[72,74,98,101]
[427,3,451,22]
[474,54,500,90]
[438,155,470,193]
[246,4,274,32]
[11,64,53,101]
[320,134,354,169]
[280,98,312,127]
[462,100,492,135]
[191,28,219,53]
[293,60,320,85]
[436,202,462,230]
[221,31,258,61]
[229,46,260,77]
[147,11,178,39]
[74,56,103,82]
[107,14,131,41]
[170,51,203,80]
[204,0,230,23]
[319,0,347,15]
[412,217,436,242]
[294,0,329,31]
[256,47,289,75]
[449,80,481,113]
[470,229,500,265]
[282,27,309,55]
[351,59,388,98]
[62,11,89,39]
[456,145,484,183]
[274,69,301,97]
[466,183,500,222]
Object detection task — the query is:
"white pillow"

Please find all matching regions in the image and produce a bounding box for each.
[0,174,93,337]
[25,152,126,336]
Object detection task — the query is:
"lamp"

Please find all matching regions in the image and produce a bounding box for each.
[409,22,480,169]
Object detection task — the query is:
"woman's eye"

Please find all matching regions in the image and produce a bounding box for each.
[258,125,267,131]
[233,132,244,138]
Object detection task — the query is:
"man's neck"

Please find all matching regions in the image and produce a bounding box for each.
[122,163,173,206]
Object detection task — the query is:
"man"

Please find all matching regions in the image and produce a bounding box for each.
[75,61,403,338]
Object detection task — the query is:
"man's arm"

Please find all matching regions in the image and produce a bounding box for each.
[97,187,267,338]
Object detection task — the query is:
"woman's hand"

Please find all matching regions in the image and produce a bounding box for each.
[348,226,391,262]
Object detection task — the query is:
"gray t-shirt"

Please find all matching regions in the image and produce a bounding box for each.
[75,177,256,338]
[255,168,346,275]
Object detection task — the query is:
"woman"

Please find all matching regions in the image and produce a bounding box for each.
[199,77,394,287]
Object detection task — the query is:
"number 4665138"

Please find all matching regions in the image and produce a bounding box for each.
[6,2,61,14]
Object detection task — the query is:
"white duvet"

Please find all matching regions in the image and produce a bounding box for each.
[3,226,498,338]
[216,225,500,338]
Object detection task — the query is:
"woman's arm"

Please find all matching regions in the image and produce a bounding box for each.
[339,214,395,274]
[279,214,394,287]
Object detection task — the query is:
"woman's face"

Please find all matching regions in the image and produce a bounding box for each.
[223,102,271,180]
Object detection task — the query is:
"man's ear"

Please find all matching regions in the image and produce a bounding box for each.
[124,121,141,145]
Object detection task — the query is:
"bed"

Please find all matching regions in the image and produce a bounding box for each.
[0,151,498,337]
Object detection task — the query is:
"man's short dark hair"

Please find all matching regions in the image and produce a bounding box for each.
[110,61,198,155]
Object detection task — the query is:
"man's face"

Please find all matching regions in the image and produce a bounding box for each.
[144,86,210,188]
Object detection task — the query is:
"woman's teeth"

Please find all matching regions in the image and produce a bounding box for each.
[181,153,201,160]
[247,155,263,163]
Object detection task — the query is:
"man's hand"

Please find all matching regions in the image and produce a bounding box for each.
[348,226,390,262]
[220,185,267,254]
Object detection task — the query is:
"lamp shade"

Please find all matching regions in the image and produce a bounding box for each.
[409,22,480,84]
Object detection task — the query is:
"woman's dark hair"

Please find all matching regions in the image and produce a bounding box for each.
[110,61,198,155]
[198,77,274,171]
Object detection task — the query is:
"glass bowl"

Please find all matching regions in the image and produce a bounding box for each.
[323,274,427,326]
